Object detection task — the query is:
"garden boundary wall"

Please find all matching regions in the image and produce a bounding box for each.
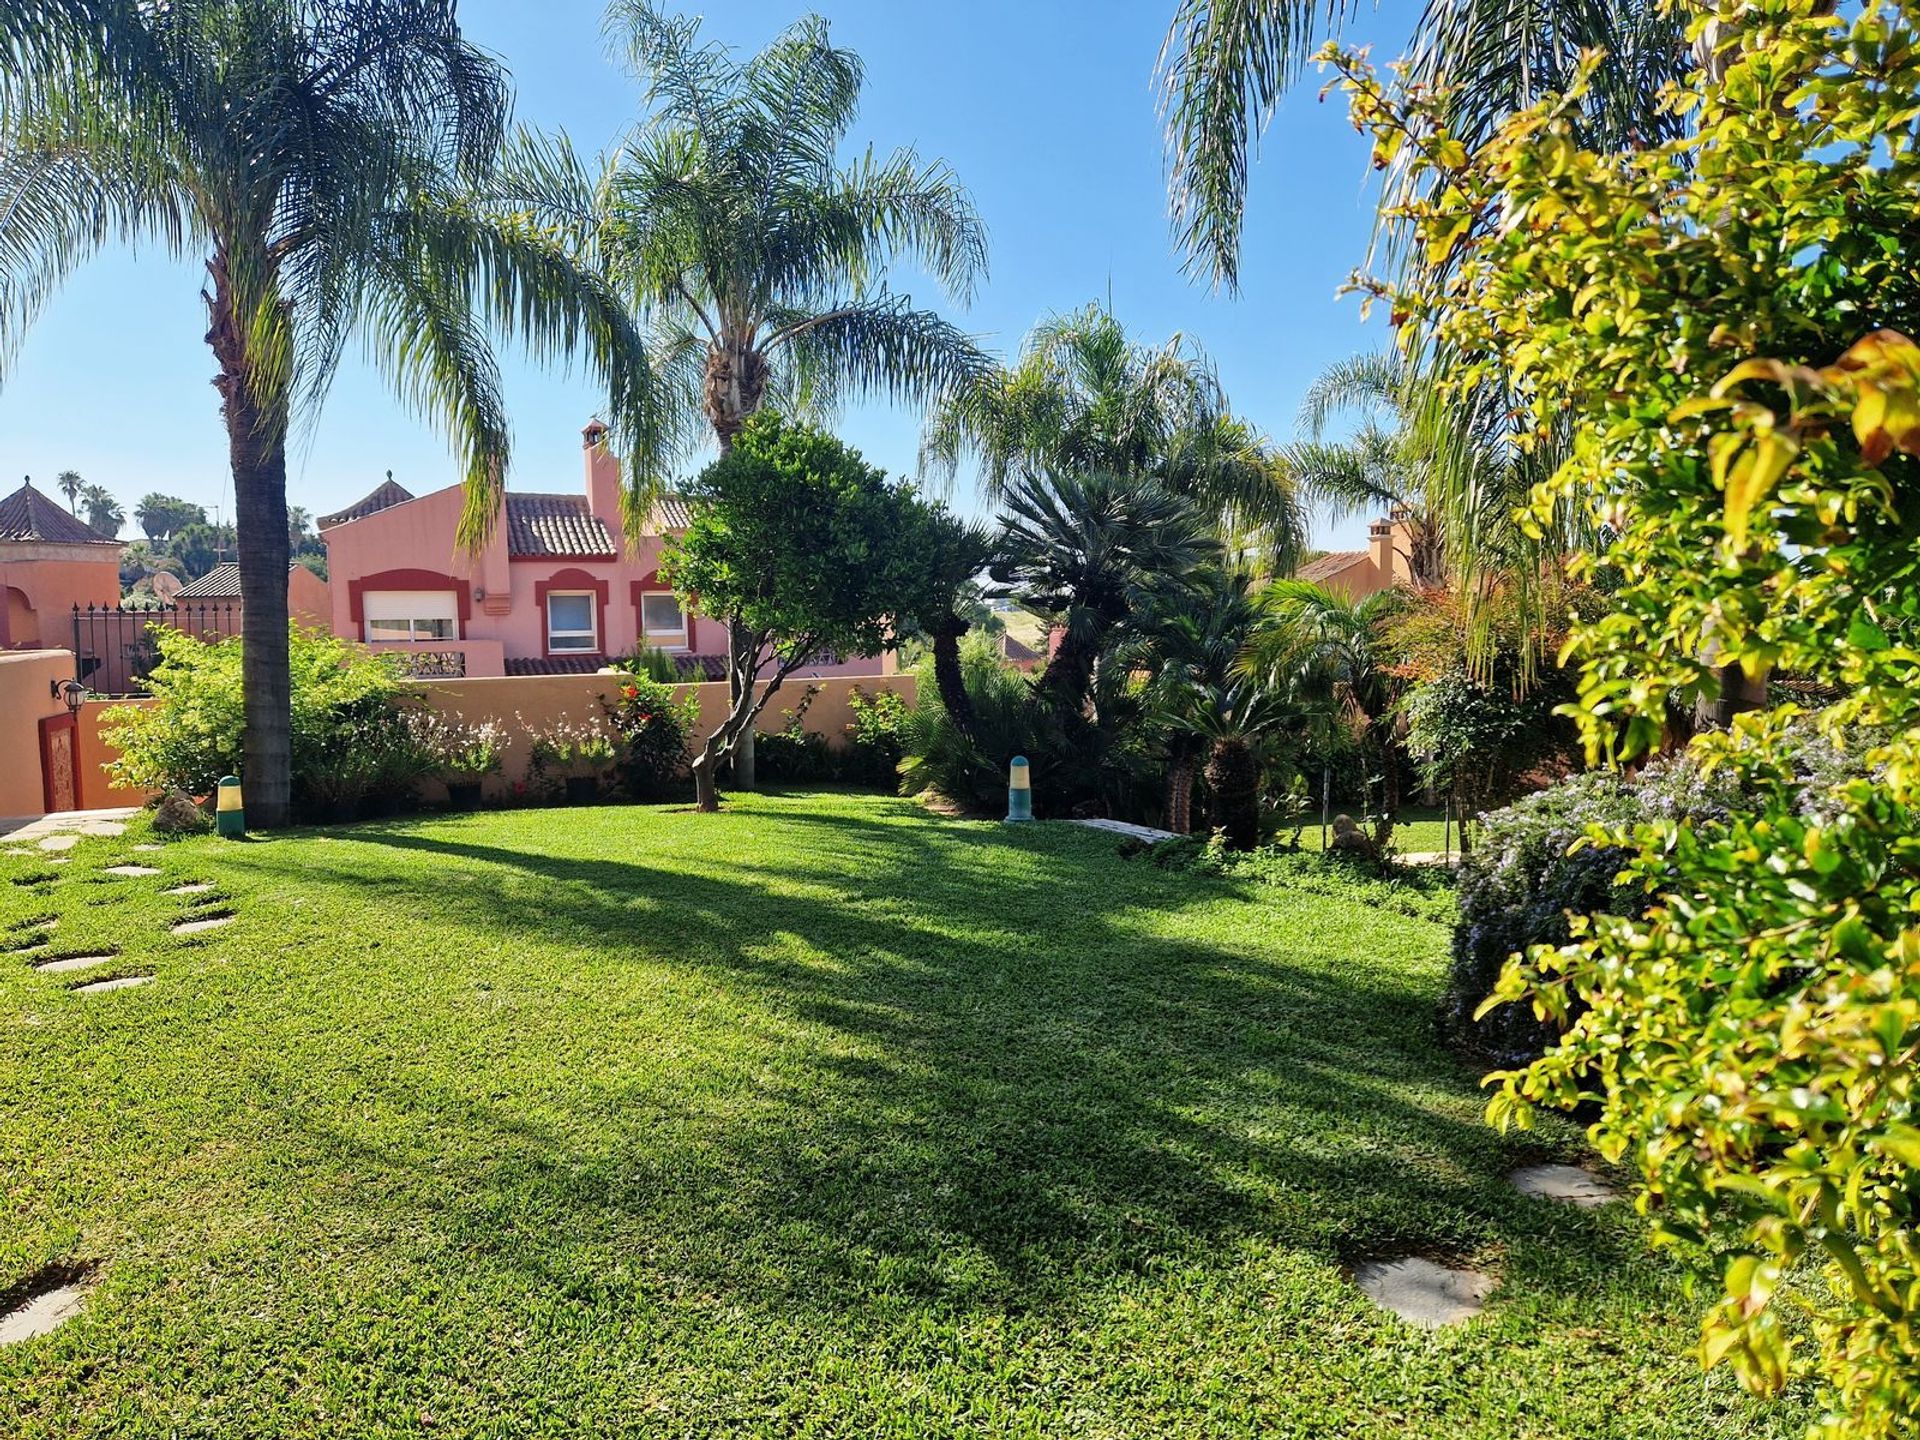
[0,649,77,818]
[52,670,917,813]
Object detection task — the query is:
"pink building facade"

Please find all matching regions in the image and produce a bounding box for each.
[320,423,891,680]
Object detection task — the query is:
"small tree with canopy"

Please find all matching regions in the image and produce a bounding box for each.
[662,412,927,812]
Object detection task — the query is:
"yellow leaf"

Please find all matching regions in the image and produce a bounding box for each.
[1723,431,1798,548]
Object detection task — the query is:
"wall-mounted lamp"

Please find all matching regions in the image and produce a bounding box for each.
[474,587,487,603]
[49,678,87,714]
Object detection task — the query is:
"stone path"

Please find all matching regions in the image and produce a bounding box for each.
[1069,818,1179,843]
[34,954,117,975]
[73,975,152,994]
[172,914,233,935]
[0,1276,92,1345]
[163,883,213,896]
[103,865,162,878]
[1510,1164,1618,1208]
[0,808,138,843]
[1353,1257,1495,1327]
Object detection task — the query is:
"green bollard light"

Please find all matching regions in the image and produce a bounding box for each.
[1004,755,1033,823]
[215,775,245,838]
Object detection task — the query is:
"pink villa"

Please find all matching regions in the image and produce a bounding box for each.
[1294,507,1422,601]
[1,479,122,650]
[320,421,892,680]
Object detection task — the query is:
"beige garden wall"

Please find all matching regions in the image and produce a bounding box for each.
[0,650,73,817]
[59,671,917,810]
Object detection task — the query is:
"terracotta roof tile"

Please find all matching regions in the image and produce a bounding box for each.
[506,494,615,559]
[1294,550,1370,583]
[0,482,120,546]
[318,478,414,529]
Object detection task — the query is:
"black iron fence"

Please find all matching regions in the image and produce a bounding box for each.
[71,602,240,696]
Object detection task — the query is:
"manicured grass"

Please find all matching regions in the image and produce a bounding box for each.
[0,796,1807,1437]
[1292,806,1455,855]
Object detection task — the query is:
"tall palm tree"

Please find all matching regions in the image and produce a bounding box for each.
[54,468,82,512]
[1,0,657,825]
[499,2,990,787]
[991,470,1215,723]
[926,302,1308,573]
[79,483,123,538]
[1156,0,1692,288]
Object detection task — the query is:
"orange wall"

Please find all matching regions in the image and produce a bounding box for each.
[59,673,917,808]
[0,650,74,816]
[0,551,121,648]
[288,566,332,629]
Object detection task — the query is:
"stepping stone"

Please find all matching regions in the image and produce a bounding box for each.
[34,954,117,975]
[172,914,233,935]
[133,844,164,852]
[36,835,81,852]
[1353,1257,1495,1328]
[1510,1164,1618,1208]
[72,975,152,994]
[103,865,162,878]
[0,1275,92,1345]
[8,939,50,956]
[163,883,213,896]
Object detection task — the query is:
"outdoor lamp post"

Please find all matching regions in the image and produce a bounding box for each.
[215,775,245,838]
[1005,755,1033,823]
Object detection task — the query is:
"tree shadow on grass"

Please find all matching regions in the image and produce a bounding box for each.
[237,813,1651,1326]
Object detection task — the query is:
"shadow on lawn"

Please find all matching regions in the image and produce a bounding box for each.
[242,810,1642,1318]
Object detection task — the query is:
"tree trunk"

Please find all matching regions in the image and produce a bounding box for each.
[931,615,974,738]
[1203,735,1259,850]
[692,744,721,812]
[207,251,293,828]
[1165,741,1198,835]
[706,340,769,792]
[1374,741,1401,850]
[1035,621,1097,719]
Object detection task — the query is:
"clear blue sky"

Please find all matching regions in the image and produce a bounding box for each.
[0,0,1408,548]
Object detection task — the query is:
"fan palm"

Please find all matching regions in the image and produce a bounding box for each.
[927,302,1307,573]
[0,0,656,825]
[54,468,82,512]
[1157,0,1692,287]
[498,2,990,786]
[991,470,1216,723]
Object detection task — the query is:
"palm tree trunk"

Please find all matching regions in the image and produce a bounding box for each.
[1166,741,1198,834]
[1203,735,1259,849]
[1036,623,1096,719]
[706,338,771,792]
[207,251,293,828]
[931,616,974,739]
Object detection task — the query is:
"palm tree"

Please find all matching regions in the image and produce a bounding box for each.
[55,468,82,512]
[926,302,1307,573]
[500,2,990,787]
[2,1,656,825]
[1133,568,1287,843]
[1250,579,1406,843]
[908,510,998,742]
[1156,0,1692,288]
[991,471,1216,723]
[79,483,123,538]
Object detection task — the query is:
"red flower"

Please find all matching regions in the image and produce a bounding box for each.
[622,684,638,699]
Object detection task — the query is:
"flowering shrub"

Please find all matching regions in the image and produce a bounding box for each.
[525,715,617,783]
[603,676,698,799]
[409,714,505,783]
[756,687,835,783]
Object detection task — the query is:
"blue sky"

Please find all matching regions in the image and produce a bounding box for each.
[0,0,1407,548]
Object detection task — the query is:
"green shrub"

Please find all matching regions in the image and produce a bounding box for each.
[842,684,913,789]
[900,637,1044,813]
[1448,757,1737,1064]
[604,675,699,799]
[102,625,421,815]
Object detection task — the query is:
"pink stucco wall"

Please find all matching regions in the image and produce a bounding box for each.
[321,429,890,679]
[0,546,122,649]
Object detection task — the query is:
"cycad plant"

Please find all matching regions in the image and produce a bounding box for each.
[926,303,1307,573]
[1,0,654,824]
[903,509,998,742]
[991,470,1215,724]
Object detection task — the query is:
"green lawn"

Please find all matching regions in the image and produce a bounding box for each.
[0,794,1806,1437]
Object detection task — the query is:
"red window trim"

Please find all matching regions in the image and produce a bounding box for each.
[536,568,610,658]
[347,568,470,640]
[630,575,695,651]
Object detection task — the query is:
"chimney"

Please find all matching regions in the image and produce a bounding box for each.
[581,418,624,543]
[1368,516,1394,586]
